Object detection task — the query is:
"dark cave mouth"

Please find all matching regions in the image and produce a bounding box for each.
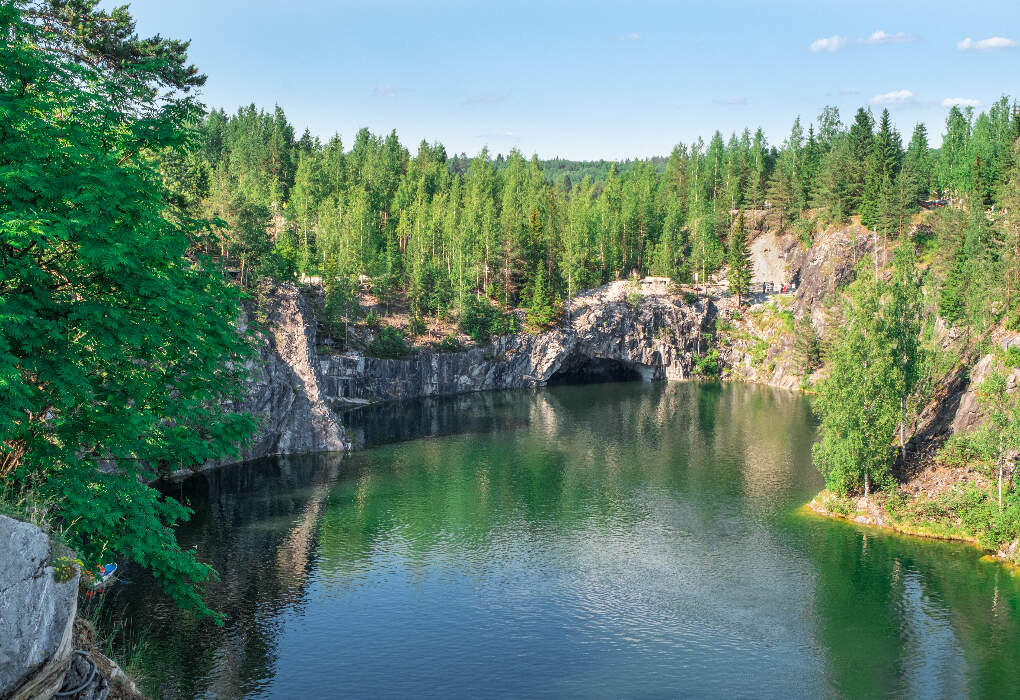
[546,356,646,385]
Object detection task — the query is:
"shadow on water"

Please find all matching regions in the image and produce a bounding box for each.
[104,382,1020,699]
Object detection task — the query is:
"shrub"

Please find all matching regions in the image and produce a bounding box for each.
[367,326,411,358]
[626,291,643,308]
[1003,345,1020,369]
[795,218,814,249]
[694,349,721,377]
[458,297,519,342]
[407,315,427,336]
[935,433,990,471]
[433,334,463,353]
[777,309,795,333]
[751,339,769,366]
[683,291,699,305]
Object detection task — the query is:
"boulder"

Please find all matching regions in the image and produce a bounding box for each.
[0,515,79,700]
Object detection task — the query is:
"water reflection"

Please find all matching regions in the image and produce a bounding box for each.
[106,382,1020,699]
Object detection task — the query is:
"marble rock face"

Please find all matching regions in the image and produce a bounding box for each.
[0,515,79,700]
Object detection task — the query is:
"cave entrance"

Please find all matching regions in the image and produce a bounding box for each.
[546,355,645,385]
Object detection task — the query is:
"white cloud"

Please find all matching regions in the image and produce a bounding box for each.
[942,97,981,108]
[870,89,916,105]
[957,36,1018,51]
[810,35,849,52]
[812,29,917,53]
[862,29,915,45]
[618,33,641,41]
[373,84,397,98]
[713,96,748,106]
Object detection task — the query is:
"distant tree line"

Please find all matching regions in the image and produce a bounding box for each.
[168,98,1020,328]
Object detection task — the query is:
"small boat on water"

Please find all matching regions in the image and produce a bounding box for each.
[86,563,117,593]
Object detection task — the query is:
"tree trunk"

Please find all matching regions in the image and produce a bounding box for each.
[999,462,1004,512]
[864,469,870,498]
[900,396,907,462]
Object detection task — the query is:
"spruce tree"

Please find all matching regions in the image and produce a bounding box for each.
[793,313,822,375]
[727,211,754,305]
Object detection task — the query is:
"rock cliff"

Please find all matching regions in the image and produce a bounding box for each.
[219,278,711,465]
[318,278,710,406]
[211,284,351,468]
[0,515,78,700]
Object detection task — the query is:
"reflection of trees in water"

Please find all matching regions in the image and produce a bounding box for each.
[107,454,342,700]
[796,517,1020,697]
[316,383,815,583]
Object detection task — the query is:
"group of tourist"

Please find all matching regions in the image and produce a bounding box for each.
[760,281,795,295]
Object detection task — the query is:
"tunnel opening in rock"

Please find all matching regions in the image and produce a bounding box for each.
[546,355,645,385]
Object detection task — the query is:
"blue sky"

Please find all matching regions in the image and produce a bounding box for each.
[112,0,1019,159]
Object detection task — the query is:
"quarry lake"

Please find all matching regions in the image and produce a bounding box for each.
[106,382,1020,699]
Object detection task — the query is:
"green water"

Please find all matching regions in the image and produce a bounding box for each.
[107,382,1020,699]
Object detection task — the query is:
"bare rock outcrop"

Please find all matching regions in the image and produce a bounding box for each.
[316,279,711,406]
[950,332,1020,434]
[209,283,350,469]
[0,515,79,700]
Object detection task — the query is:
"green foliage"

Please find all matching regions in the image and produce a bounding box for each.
[407,315,427,336]
[51,556,81,583]
[1003,346,1020,369]
[1,3,255,618]
[433,334,463,353]
[793,314,822,374]
[777,309,795,333]
[727,211,754,305]
[751,339,770,366]
[682,292,700,305]
[693,349,721,377]
[936,433,993,473]
[812,261,901,495]
[457,297,519,342]
[795,218,814,249]
[625,291,643,308]
[526,269,559,330]
[322,264,360,342]
[366,326,411,359]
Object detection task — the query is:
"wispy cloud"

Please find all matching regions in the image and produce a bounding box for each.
[861,29,915,45]
[840,87,860,95]
[460,93,509,107]
[712,96,748,106]
[870,89,916,106]
[810,35,848,52]
[617,32,641,41]
[811,29,916,52]
[942,97,981,108]
[957,36,1018,51]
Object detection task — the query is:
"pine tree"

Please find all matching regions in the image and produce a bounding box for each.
[727,211,754,305]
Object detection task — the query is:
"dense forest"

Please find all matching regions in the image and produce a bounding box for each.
[171,97,1019,330]
[4,0,1020,620]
